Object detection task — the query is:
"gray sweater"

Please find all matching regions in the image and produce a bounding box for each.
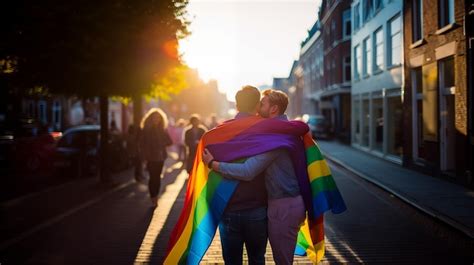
[219,148,300,200]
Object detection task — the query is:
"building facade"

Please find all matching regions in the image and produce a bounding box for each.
[351,0,404,163]
[320,0,352,143]
[403,0,471,186]
[287,60,305,118]
[300,20,324,115]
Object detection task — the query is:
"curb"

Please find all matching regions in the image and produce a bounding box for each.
[323,153,474,239]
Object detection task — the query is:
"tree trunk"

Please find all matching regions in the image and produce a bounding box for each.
[99,94,110,183]
[133,94,143,126]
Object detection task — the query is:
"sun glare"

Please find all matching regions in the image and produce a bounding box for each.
[179,0,320,101]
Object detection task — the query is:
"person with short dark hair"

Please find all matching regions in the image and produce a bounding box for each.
[184,114,207,174]
[205,85,269,265]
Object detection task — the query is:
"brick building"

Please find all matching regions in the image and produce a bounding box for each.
[403,0,471,186]
[320,0,352,143]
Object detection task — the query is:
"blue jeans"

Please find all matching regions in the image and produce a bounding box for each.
[219,207,268,265]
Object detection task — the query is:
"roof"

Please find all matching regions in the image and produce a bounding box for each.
[301,20,321,48]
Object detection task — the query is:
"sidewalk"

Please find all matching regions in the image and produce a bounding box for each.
[317,140,474,239]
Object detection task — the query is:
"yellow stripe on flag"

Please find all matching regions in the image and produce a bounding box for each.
[307,160,331,182]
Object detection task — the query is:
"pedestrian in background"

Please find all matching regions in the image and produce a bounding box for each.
[184,114,207,174]
[140,108,172,207]
[126,124,143,182]
[175,119,187,163]
[207,113,219,129]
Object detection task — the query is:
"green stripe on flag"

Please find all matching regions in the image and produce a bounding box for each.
[195,171,222,225]
[306,145,324,164]
[296,230,310,249]
[311,175,337,195]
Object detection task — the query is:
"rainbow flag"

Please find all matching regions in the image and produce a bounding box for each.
[164,115,346,264]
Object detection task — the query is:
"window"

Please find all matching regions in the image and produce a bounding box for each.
[332,60,336,85]
[373,27,384,72]
[342,9,351,38]
[319,55,324,76]
[52,100,61,130]
[354,44,362,79]
[374,0,382,11]
[353,3,361,31]
[331,20,336,44]
[388,15,402,66]
[387,94,403,157]
[363,0,374,22]
[27,100,35,118]
[362,0,382,22]
[440,56,455,91]
[412,0,423,42]
[353,98,361,144]
[363,37,371,76]
[372,97,384,152]
[38,101,47,124]
[343,56,351,82]
[411,67,426,160]
[439,0,455,28]
[362,97,370,147]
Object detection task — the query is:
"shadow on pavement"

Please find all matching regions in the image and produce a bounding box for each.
[151,175,187,264]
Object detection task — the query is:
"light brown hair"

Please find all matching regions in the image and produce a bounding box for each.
[262,89,289,115]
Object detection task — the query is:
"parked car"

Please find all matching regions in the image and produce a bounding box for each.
[0,118,59,174]
[54,125,129,178]
[304,114,331,140]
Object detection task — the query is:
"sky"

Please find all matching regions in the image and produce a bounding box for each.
[179,0,321,101]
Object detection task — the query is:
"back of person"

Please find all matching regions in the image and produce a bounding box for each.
[141,126,170,162]
[263,149,300,200]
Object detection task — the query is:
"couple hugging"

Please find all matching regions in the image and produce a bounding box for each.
[165,86,346,265]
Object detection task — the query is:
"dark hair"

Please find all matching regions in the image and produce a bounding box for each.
[235,85,260,113]
[189,113,201,124]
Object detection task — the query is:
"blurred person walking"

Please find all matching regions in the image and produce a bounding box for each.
[140,108,172,207]
[184,114,207,174]
[207,114,219,129]
[168,118,186,163]
[175,119,187,162]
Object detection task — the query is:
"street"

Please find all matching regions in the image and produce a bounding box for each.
[1,156,473,264]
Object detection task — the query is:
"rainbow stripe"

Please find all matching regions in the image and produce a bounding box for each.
[294,133,346,262]
[164,116,345,264]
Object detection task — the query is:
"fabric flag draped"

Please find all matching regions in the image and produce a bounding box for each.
[164,116,346,264]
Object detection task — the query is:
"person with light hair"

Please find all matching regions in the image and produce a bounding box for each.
[140,108,172,207]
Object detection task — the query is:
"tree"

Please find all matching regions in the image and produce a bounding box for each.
[1,0,189,182]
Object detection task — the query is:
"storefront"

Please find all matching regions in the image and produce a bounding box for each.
[352,88,403,163]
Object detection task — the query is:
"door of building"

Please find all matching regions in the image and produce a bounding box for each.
[439,57,456,172]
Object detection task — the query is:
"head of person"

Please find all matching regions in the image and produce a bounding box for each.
[259,89,289,118]
[189,114,201,127]
[140,108,168,130]
[176,118,186,127]
[210,114,217,123]
[235,85,261,114]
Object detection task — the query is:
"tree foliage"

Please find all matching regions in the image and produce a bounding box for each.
[0,0,189,97]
